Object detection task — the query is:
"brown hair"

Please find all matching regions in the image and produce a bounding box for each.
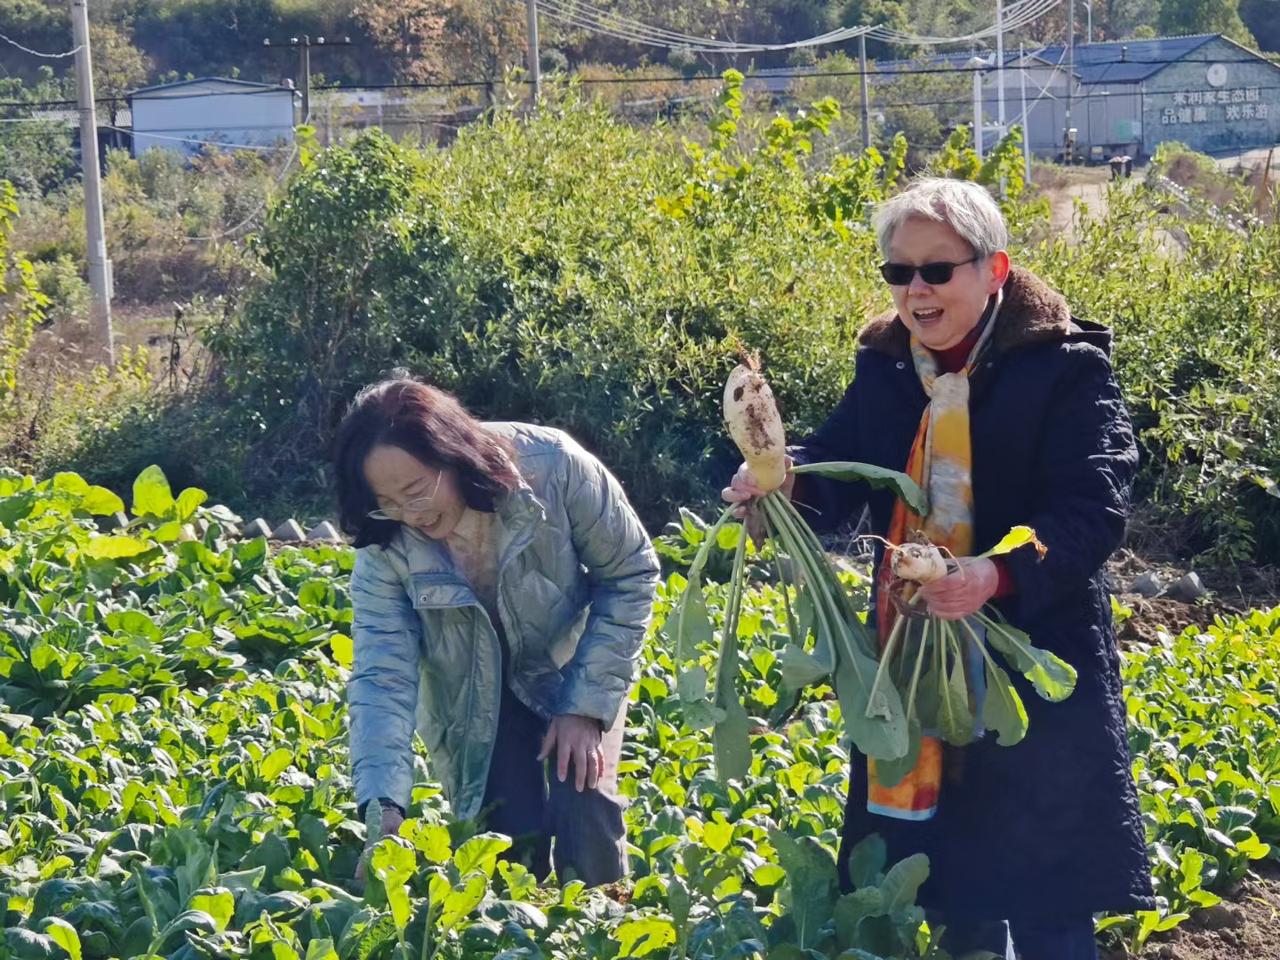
[333,378,521,548]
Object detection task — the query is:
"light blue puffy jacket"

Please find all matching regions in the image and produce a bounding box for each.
[347,422,660,820]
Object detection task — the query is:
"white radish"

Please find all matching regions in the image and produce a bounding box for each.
[724,357,787,494]
[890,542,949,583]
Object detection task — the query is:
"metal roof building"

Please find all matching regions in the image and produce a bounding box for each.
[869,34,1280,160]
[128,78,299,158]
[1022,34,1280,159]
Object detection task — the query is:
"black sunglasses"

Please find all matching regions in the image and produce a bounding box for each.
[879,256,980,286]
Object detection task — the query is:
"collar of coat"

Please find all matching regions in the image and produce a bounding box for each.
[857,264,1112,360]
[396,482,547,580]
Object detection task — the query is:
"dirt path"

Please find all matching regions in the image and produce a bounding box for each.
[1045,166,1119,236]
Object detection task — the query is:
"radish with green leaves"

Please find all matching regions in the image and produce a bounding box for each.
[676,356,1077,785]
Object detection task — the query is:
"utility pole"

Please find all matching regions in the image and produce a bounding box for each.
[1065,0,1075,164]
[70,0,113,367]
[299,38,311,121]
[996,0,1005,136]
[262,35,353,125]
[526,0,541,106]
[1019,42,1031,183]
[858,32,871,151]
[968,56,987,159]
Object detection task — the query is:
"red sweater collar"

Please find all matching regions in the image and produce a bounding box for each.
[935,322,985,373]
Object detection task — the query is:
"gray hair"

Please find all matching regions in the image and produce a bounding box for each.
[872,178,1009,260]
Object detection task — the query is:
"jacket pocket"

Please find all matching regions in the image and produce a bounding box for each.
[410,572,478,610]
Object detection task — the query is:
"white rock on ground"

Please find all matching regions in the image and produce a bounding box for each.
[273,519,306,542]
[1167,571,1209,603]
[307,521,342,542]
[1129,571,1164,598]
[242,518,273,539]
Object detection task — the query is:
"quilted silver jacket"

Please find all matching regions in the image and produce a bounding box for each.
[347,422,659,820]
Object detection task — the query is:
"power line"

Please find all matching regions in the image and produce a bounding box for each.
[537,0,1064,51]
[0,30,82,59]
[10,80,1280,133]
[537,0,870,52]
[186,143,301,242]
[2,53,1275,113]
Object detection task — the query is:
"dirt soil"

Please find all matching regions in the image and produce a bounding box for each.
[1101,863,1280,960]
[1039,164,1116,237]
[1106,549,1280,647]
[1102,554,1280,959]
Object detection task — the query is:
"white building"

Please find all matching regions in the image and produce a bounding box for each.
[129,78,299,158]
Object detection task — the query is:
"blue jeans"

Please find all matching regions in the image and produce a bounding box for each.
[940,914,1099,960]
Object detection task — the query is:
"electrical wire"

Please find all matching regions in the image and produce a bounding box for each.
[1,53,1272,113]
[185,142,301,242]
[536,0,1063,52]
[0,31,82,59]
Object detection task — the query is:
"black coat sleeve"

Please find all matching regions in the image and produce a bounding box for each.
[788,374,868,534]
[1002,343,1138,621]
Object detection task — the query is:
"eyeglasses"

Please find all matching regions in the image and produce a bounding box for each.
[368,471,444,521]
[879,256,980,287]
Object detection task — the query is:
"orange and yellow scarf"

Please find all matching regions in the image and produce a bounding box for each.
[867,291,1002,821]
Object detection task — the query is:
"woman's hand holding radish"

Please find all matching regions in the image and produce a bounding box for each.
[917,556,1000,620]
[722,457,795,510]
[722,457,795,545]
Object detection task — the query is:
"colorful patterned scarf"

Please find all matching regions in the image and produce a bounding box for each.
[867,291,1002,821]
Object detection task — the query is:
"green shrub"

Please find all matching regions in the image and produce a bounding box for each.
[1020,181,1280,562]
[30,254,90,328]
[64,80,1276,562]
[205,78,1036,528]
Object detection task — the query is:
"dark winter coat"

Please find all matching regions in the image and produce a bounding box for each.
[792,265,1155,923]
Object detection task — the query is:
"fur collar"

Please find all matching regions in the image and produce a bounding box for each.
[857,265,1073,360]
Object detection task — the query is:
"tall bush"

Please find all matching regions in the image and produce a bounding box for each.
[199,80,1278,560]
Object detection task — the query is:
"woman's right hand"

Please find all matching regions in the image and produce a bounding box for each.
[722,458,795,544]
[353,805,406,888]
[721,458,796,515]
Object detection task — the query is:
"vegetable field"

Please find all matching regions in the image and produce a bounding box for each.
[1,468,1278,959]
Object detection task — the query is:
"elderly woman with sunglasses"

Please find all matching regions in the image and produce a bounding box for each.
[334,377,658,887]
[725,178,1152,959]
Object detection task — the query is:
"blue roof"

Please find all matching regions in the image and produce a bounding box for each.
[870,33,1278,86]
[1035,34,1217,83]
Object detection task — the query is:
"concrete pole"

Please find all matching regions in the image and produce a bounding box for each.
[526,0,541,105]
[859,33,871,151]
[299,37,311,122]
[70,0,113,367]
[1020,42,1031,182]
[1065,0,1074,163]
[973,66,984,159]
[996,0,1006,134]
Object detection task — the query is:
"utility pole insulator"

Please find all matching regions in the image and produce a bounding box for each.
[261,34,354,124]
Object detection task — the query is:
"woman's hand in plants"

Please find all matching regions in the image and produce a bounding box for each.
[539,714,605,792]
[918,556,1000,620]
[354,804,405,887]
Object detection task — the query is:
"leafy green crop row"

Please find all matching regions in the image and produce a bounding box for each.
[1,471,1277,959]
